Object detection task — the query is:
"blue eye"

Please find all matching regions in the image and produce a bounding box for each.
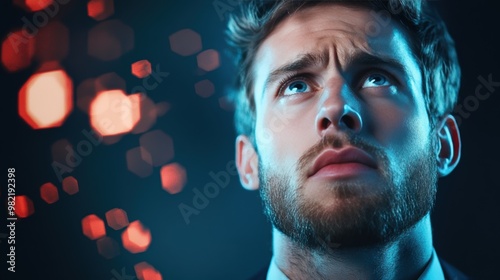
[283,80,310,95]
[361,73,391,88]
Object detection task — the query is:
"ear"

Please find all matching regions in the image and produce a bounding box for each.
[435,114,461,177]
[235,135,259,190]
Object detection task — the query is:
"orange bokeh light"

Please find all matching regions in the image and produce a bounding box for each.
[121,221,151,254]
[62,176,79,195]
[126,146,153,178]
[25,0,53,11]
[139,130,174,167]
[160,163,186,194]
[18,69,73,129]
[1,30,35,72]
[40,182,59,204]
[134,262,163,280]
[169,29,202,56]
[194,79,215,98]
[87,0,114,21]
[132,94,157,134]
[14,195,35,218]
[35,21,69,62]
[131,60,152,78]
[89,90,140,136]
[82,214,106,240]
[196,49,220,72]
[105,208,129,230]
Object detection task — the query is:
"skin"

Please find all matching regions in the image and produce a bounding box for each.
[235,4,461,280]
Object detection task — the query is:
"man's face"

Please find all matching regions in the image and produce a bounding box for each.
[250,4,438,248]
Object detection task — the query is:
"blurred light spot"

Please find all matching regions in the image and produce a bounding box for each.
[24,0,53,11]
[194,79,215,98]
[51,138,72,164]
[18,69,73,129]
[132,94,157,134]
[40,182,59,204]
[102,134,123,145]
[14,195,35,218]
[219,96,235,111]
[160,163,186,194]
[89,90,140,136]
[1,30,35,72]
[82,214,106,240]
[122,221,151,254]
[87,0,114,21]
[62,176,79,195]
[196,49,220,72]
[126,147,153,178]
[88,20,134,61]
[135,262,163,280]
[131,60,152,78]
[155,102,170,117]
[96,236,120,259]
[105,208,129,230]
[76,78,97,114]
[139,130,174,167]
[95,72,126,92]
[169,29,202,56]
[35,21,69,62]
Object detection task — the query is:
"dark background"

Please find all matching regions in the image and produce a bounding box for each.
[1,0,499,279]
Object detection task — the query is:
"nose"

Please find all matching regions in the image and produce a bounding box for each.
[315,84,363,137]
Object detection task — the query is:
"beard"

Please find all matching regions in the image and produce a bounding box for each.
[258,133,438,250]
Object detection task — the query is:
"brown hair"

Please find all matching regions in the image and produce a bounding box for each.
[225,0,461,140]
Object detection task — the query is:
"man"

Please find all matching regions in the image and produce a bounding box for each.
[226,0,468,279]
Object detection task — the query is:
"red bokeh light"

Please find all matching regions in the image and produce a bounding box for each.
[105,208,129,230]
[14,195,35,218]
[139,130,174,167]
[135,262,163,280]
[196,49,220,72]
[51,138,72,164]
[62,176,79,195]
[87,0,114,21]
[155,102,170,117]
[76,78,97,114]
[95,72,126,92]
[131,60,152,78]
[82,214,106,240]
[160,163,187,194]
[24,0,53,11]
[169,29,202,56]
[40,182,59,204]
[1,30,35,72]
[121,221,151,254]
[34,21,69,62]
[132,94,157,134]
[194,79,215,98]
[126,147,153,178]
[97,236,120,259]
[18,69,73,129]
[89,90,140,136]
[88,20,134,61]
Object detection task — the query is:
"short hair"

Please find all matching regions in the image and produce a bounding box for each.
[225,0,461,140]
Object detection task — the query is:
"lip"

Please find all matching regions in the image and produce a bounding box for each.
[309,147,377,178]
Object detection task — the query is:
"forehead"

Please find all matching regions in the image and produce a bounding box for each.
[253,4,420,98]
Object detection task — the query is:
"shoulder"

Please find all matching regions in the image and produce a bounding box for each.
[439,258,471,280]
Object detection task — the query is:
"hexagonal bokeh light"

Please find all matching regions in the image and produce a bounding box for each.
[15,0,53,12]
[169,29,202,56]
[131,60,152,78]
[51,138,72,164]
[89,90,140,136]
[196,49,220,72]
[87,0,115,21]
[18,69,73,129]
[121,220,151,254]
[82,214,106,240]
[126,147,153,178]
[139,130,174,167]
[1,30,35,72]
[195,79,215,98]
[160,163,187,194]
[132,94,157,134]
[40,182,59,204]
[35,21,69,62]
[96,236,120,259]
[135,262,163,280]
[88,20,134,61]
[14,195,35,218]
[62,176,79,195]
[105,208,129,230]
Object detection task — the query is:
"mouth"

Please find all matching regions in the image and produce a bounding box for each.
[309,147,378,179]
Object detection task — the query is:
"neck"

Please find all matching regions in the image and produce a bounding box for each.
[273,214,433,280]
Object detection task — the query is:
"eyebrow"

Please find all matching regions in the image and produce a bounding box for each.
[261,51,409,98]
